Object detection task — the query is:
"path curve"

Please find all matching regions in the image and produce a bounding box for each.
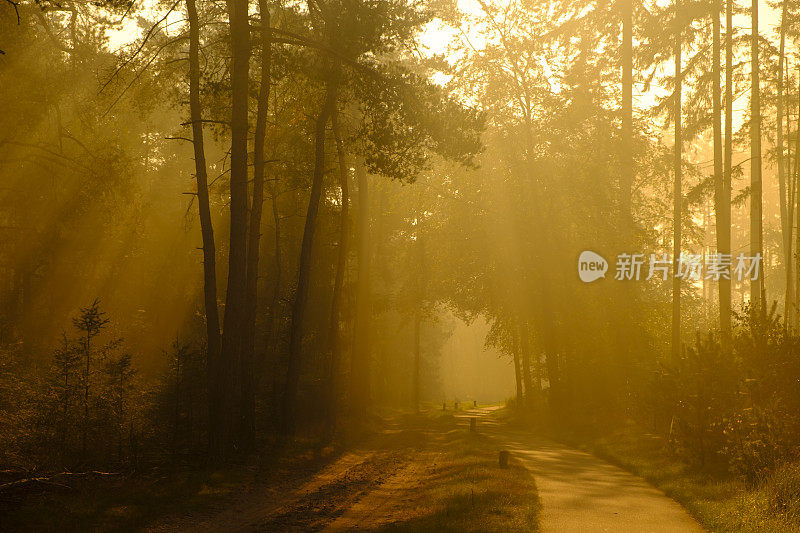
[459,407,704,533]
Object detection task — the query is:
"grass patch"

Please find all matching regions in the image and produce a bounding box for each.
[2,410,537,532]
[1,466,255,532]
[579,426,800,533]
[0,438,342,532]
[380,423,540,532]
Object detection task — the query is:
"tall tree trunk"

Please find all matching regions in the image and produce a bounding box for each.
[750,0,765,316]
[324,107,350,437]
[621,0,634,237]
[82,331,90,460]
[239,0,271,451]
[220,0,251,455]
[519,320,533,406]
[281,76,339,437]
[794,72,800,329]
[778,1,789,268]
[672,0,682,363]
[186,0,222,457]
[790,128,797,329]
[712,0,727,336]
[778,6,793,327]
[712,0,723,252]
[413,306,421,412]
[720,0,733,341]
[511,321,524,404]
[350,161,372,415]
[267,175,282,413]
[413,233,425,412]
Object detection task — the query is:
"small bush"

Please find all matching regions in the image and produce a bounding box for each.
[763,461,800,519]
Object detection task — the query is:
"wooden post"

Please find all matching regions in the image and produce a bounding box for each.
[499,450,509,468]
[469,417,476,432]
[442,401,446,411]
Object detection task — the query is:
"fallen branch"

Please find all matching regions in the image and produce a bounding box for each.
[0,471,122,493]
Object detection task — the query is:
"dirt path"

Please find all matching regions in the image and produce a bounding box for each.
[321,447,440,532]
[151,408,703,532]
[147,416,448,532]
[459,407,704,533]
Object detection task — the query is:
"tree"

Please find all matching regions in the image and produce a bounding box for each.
[280,0,482,436]
[672,0,683,362]
[218,0,252,456]
[712,0,725,335]
[240,0,273,451]
[280,58,340,437]
[621,0,634,237]
[185,0,223,459]
[51,333,80,462]
[103,352,136,464]
[350,160,372,415]
[777,1,793,327]
[721,0,733,339]
[324,106,351,436]
[72,299,109,459]
[750,0,765,316]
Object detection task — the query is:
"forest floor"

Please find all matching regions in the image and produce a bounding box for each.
[1,409,539,532]
[4,407,730,533]
[147,406,703,532]
[150,409,539,532]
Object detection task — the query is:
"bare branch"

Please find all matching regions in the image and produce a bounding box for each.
[99,0,182,94]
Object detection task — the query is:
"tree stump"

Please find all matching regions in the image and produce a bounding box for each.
[469,417,477,432]
[498,450,510,468]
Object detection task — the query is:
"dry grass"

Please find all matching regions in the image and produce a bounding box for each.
[2,412,540,532]
[378,417,540,532]
[586,427,800,533]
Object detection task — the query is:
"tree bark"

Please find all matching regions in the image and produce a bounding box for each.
[778,1,789,262]
[267,172,282,409]
[720,0,733,341]
[350,160,372,414]
[672,0,682,363]
[794,73,800,329]
[712,0,729,337]
[750,0,765,317]
[519,319,533,406]
[324,107,350,437]
[280,76,339,437]
[186,0,222,458]
[778,3,792,326]
[620,0,634,238]
[511,321,523,404]
[239,0,271,451]
[413,233,425,413]
[413,309,421,413]
[219,0,251,455]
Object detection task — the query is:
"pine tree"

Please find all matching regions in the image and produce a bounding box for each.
[51,333,80,463]
[104,352,136,465]
[72,299,109,460]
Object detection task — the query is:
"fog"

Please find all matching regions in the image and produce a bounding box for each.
[3,1,800,529]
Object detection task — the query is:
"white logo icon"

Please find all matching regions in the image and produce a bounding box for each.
[578,250,608,283]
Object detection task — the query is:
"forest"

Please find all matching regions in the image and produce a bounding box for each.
[3,0,800,530]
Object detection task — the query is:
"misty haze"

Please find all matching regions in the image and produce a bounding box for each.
[1,0,800,531]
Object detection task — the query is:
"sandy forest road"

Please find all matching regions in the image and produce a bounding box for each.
[460,407,704,533]
[151,408,702,532]
[148,415,451,532]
